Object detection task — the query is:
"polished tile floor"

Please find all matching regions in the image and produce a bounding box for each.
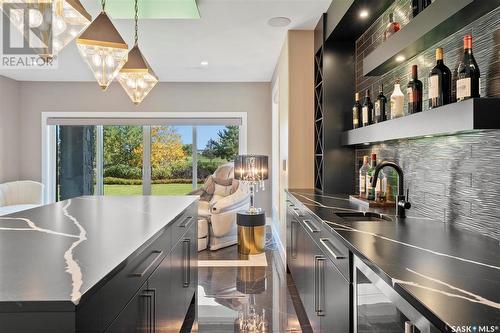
[189,229,311,332]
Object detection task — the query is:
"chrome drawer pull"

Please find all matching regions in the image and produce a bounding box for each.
[182,239,191,287]
[303,219,320,233]
[314,256,326,316]
[292,208,303,217]
[179,216,193,228]
[320,238,346,260]
[130,250,163,277]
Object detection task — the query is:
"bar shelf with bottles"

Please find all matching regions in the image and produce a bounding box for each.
[362,0,500,76]
[342,35,500,146]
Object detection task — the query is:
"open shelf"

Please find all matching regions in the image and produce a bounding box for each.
[341,98,500,146]
[363,0,500,76]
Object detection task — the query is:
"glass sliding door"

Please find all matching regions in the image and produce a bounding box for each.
[102,125,144,196]
[56,125,97,201]
[53,121,242,201]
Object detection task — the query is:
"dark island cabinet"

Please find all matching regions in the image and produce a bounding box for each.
[105,213,197,333]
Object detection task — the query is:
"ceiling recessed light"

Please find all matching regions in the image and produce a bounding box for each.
[200,61,208,66]
[359,10,369,18]
[396,55,406,62]
[268,17,291,27]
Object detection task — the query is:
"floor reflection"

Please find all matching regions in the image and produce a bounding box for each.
[194,229,308,332]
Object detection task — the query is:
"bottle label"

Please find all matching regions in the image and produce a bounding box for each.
[362,106,368,124]
[408,87,414,102]
[390,96,403,118]
[457,78,471,99]
[360,175,366,194]
[375,101,381,117]
[353,107,359,126]
[429,75,439,99]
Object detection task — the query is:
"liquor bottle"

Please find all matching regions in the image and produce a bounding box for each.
[374,85,387,123]
[407,65,423,114]
[352,93,362,129]
[359,156,369,198]
[384,13,400,41]
[390,78,404,119]
[457,35,480,101]
[366,154,379,201]
[429,47,452,108]
[378,167,387,202]
[362,90,373,126]
[411,0,421,18]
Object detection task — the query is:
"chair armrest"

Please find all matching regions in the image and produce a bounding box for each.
[210,189,250,214]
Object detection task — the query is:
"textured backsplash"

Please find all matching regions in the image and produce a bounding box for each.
[354,3,500,240]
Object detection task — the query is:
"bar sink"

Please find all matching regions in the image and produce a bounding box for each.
[335,212,393,222]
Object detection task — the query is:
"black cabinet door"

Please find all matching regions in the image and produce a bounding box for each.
[321,259,350,333]
[184,219,197,307]
[302,231,323,332]
[106,284,152,333]
[148,254,173,333]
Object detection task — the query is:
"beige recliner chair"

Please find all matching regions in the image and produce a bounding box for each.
[190,163,250,251]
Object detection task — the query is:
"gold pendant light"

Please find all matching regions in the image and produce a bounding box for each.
[117,0,158,105]
[76,0,128,90]
[0,0,91,58]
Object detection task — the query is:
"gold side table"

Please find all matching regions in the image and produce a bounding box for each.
[237,211,266,255]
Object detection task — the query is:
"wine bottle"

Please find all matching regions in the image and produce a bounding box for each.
[407,65,423,114]
[359,156,369,198]
[457,35,480,101]
[384,13,400,41]
[366,153,379,201]
[362,89,373,126]
[411,0,421,18]
[352,93,362,129]
[374,85,387,123]
[429,47,452,108]
[390,78,404,119]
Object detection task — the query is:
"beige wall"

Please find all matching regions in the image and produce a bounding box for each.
[272,30,314,252]
[0,76,20,182]
[16,81,272,212]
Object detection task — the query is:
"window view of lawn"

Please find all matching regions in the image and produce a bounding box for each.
[103,125,239,196]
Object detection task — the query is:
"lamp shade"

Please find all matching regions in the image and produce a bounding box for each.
[234,155,268,181]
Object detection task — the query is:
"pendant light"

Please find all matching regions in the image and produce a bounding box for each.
[0,0,91,58]
[76,0,128,90]
[117,0,158,105]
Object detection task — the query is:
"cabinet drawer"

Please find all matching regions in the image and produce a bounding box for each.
[316,234,350,281]
[77,227,172,332]
[170,205,197,244]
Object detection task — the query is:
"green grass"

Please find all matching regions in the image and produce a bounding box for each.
[104,183,195,196]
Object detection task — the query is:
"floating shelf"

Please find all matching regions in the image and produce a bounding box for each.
[363,0,500,76]
[341,98,500,146]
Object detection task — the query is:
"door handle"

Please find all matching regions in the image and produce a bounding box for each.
[140,292,153,333]
[130,250,163,277]
[405,321,415,333]
[320,238,347,259]
[291,220,297,259]
[314,256,325,316]
[303,219,320,233]
[182,239,191,287]
[143,289,156,333]
[179,216,193,228]
[292,208,303,217]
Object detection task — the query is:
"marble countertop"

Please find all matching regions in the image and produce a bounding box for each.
[288,189,500,332]
[0,196,197,311]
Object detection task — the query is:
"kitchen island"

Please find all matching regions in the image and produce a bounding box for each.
[287,189,500,333]
[0,195,198,332]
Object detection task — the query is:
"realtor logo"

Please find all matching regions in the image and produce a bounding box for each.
[1,0,56,68]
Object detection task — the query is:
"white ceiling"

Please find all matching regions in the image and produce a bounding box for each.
[0,0,331,82]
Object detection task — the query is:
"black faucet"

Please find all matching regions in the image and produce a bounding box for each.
[371,161,411,218]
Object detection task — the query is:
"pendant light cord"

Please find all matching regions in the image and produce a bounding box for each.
[101,0,106,11]
[134,0,139,45]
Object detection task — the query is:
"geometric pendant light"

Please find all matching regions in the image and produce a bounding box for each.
[0,0,91,59]
[117,0,158,105]
[76,0,128,90]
